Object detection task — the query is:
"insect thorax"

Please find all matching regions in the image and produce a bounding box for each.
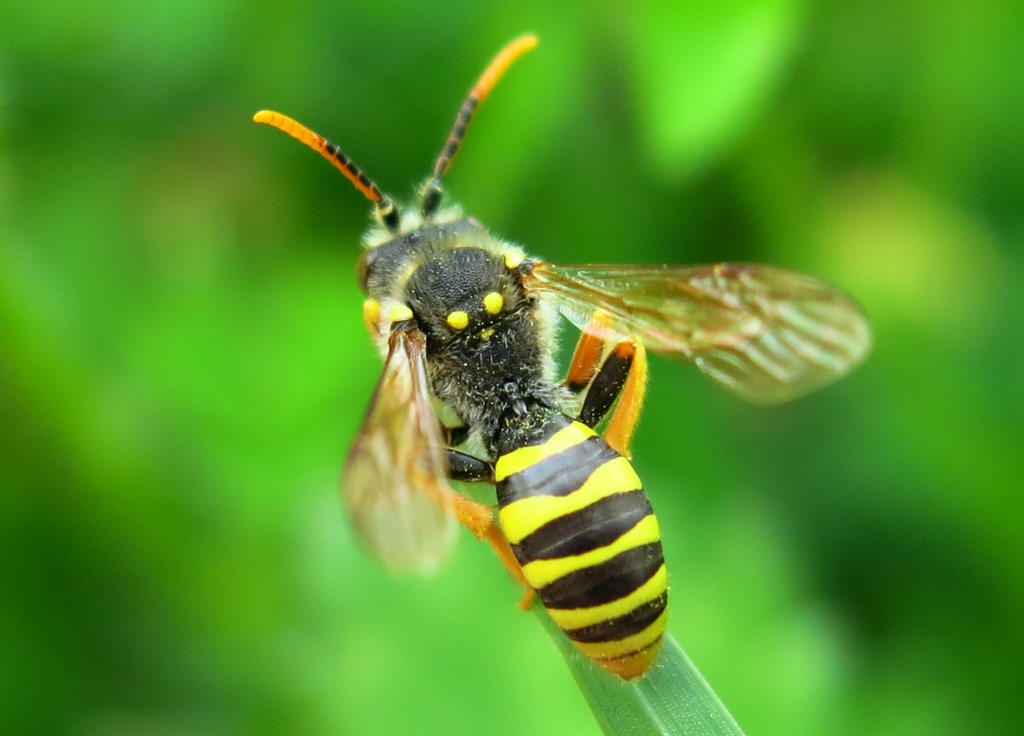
[360,217,565,449]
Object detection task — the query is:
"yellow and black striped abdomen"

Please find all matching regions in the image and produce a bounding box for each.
[495,419,667,679]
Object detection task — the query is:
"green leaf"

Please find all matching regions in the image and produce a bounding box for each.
[536,607,746,736]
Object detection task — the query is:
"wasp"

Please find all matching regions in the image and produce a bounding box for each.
[254,34,871,679]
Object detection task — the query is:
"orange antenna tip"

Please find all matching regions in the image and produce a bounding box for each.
[253,107,391,211]
[423,34,539,216]
[472,34,539,105]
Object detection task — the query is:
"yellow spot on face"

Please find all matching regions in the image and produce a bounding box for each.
[480,328,495,340]
[363,298,381,323]
[389,304,413,323]
[483,291,504,315]
[504,249,525,269]
[447,311,469,330]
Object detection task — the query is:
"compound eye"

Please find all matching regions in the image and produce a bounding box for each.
[356,248,379,294]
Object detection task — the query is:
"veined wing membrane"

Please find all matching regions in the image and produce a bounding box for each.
[530,262,871,404]
[342,328,457,573]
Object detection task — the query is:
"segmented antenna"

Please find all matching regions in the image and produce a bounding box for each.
[253,110,401,231]
[421,34,539,218]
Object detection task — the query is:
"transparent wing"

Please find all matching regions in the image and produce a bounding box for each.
[528,262,871,404]
[342,328,457,574]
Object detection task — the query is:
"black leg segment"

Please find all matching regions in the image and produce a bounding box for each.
[446,449,494,483]
[578,349,634,429]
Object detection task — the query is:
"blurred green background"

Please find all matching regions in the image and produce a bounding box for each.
[3,0,1022,734]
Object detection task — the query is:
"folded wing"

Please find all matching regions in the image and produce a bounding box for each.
[342,328,458,573]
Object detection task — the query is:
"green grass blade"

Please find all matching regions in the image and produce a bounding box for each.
[536,608,746,736]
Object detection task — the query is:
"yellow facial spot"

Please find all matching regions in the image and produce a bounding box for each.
[447,311,469,330]
[363,298,381,323]
[483,291,504,315]
[504,249,525,269]
[480,328,495,340]
[389,304,413,323]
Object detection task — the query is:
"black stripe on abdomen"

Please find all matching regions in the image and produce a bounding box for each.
[537,542,664,610]
[510,490,653,562]
[495,435,619,505]
[563,592,668,643]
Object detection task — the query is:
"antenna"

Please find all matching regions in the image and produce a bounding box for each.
[421,34,538,218]
[253,110,401,231]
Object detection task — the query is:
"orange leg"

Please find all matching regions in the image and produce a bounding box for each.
[574,335,648,459]
[604,340,647,458]
[446,462,535,608]
[564,309,614,393]
[485,523,536,610]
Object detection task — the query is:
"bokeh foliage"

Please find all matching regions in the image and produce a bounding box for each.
[2,0,1023,734]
